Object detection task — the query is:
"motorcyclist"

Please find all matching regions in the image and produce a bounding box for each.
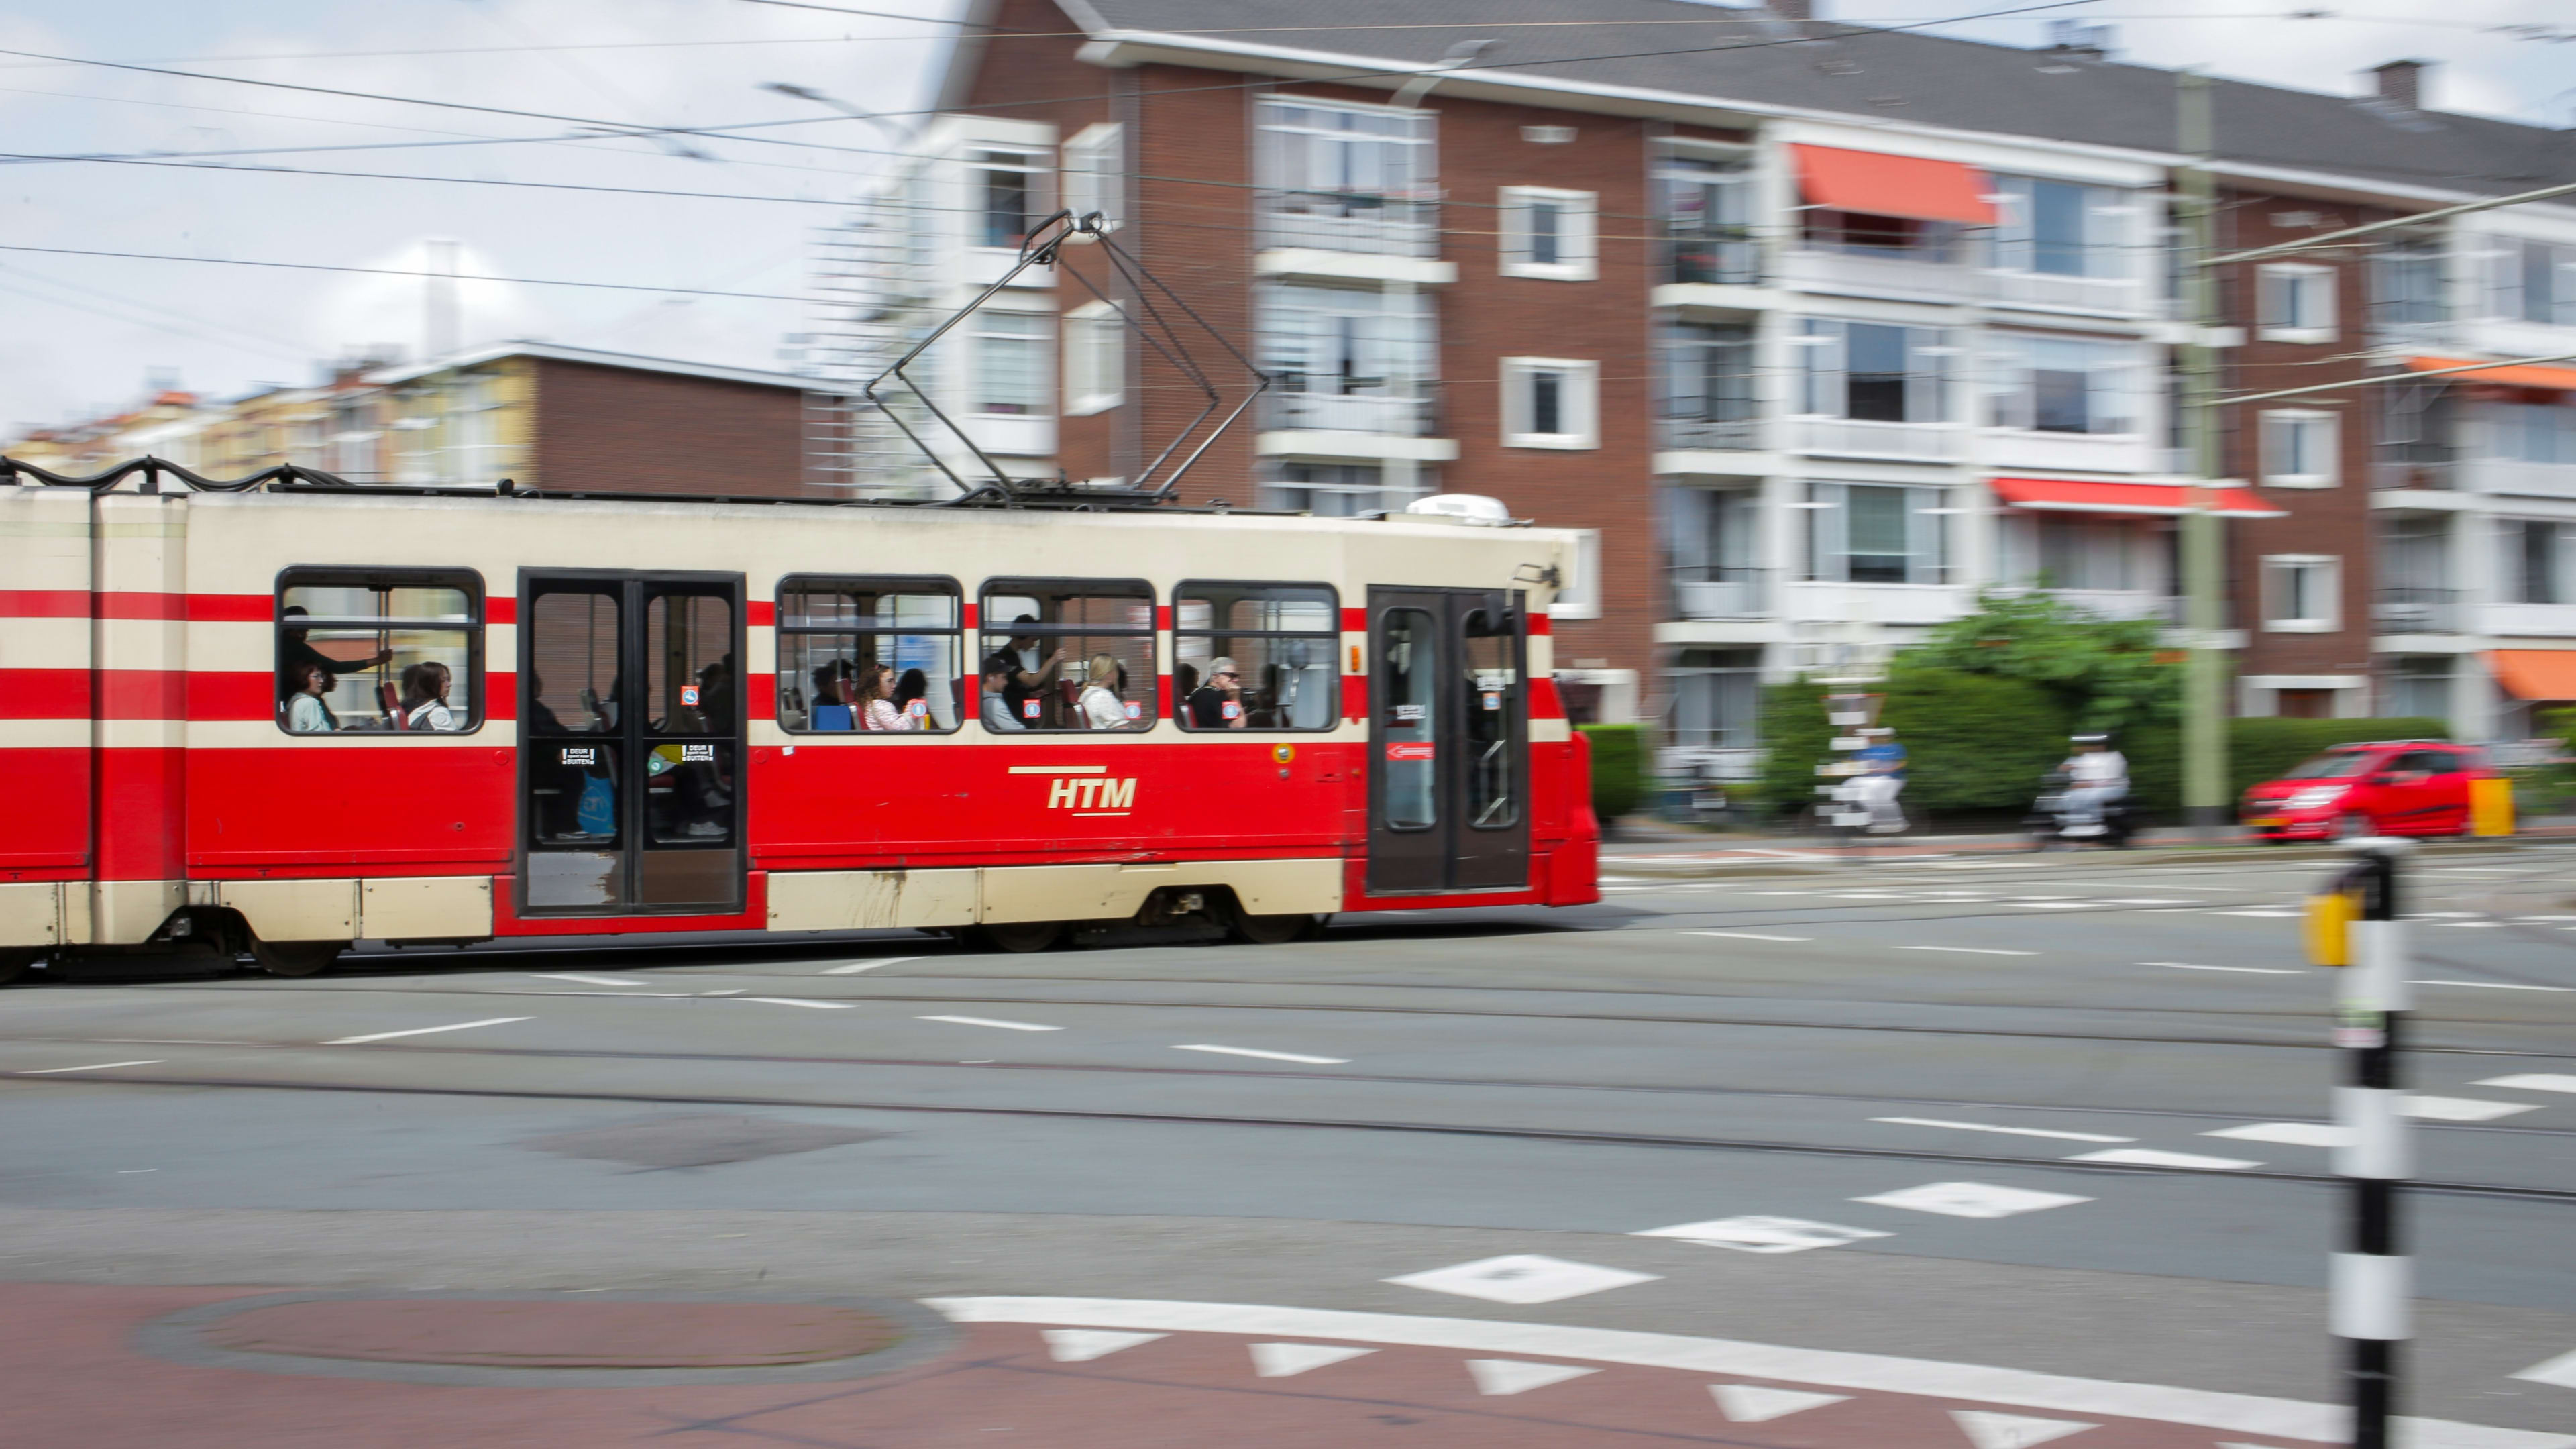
[1849,726,1908,834]
[2057,731,2129,837]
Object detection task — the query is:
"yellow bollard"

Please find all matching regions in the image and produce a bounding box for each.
[2469,777,2515,838]
[2305,888,2357,967]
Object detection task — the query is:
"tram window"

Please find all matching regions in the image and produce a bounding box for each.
[275,570,481,735]
[1173,582,1338,731]
[1380,608,1437,829]
[978,579,1156,731]
[1462,608,1522,829]
[775,577,962,733]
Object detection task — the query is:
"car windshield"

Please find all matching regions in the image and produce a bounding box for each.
[2283,751,2375,780]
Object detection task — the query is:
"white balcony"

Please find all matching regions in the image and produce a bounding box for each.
[1776,247,1974,303]
[1978,269,2153,318]
[2042,589,2179,623]
[1256,197,1439,259]
[2479,602,2576,637]
[1981,428,2159,476]
[1262,390,1437,437]
[1786,417,1965,462]
[1674,572,1771,620]
[2463,457,2576,500]
[1780,581,1973,627]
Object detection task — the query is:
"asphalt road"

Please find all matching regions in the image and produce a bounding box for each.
[6,844,2575,1440]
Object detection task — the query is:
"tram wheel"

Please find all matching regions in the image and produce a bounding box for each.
[251,938,344,977]
[0,949,37,985]
[969,921,1062,954]
[1228,910,1322,947]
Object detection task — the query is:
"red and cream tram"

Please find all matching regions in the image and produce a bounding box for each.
[0,470,1599,978]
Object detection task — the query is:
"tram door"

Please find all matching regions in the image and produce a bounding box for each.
[519,572,746,916]
[1365,587,1531,895]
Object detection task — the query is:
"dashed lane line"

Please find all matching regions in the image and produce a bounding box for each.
[2143,961,2304,975]
[2066,1148,2263,1171]
[1871,1117,2132,1144]
[1690,930,1811,943]
[533,973,649,987]
[919,1014,1063,1032]
[1895,945,2039,957]
[2415,980,2573,992]
[13,1060,163,1075]
[741,997,857,1010]
[2481,1074,2576,1093]
[323,1017,531,1046]
[1173,1044,1350,1065]
[820,957,923,975]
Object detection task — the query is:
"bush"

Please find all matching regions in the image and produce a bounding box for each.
[1880,667,2072,814]
[1757,679,1833,817]
[1578,722,1646,822]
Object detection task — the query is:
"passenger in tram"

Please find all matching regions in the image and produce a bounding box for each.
[1078,653,1130,729]
[284,661,339,733]
[996,617,1065,726]
[854,662,915,732]
[1187,655,1249,730]
[398,661,457,731]
[810,662,855,731]
[279,604,392,691]
[978,655,1024,731]
[892,667,930,727]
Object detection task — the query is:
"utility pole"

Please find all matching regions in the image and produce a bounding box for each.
[2176,72,2228,840]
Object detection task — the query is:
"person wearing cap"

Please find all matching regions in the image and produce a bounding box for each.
[1187,655,1249,729]
[2059,732,2128,836]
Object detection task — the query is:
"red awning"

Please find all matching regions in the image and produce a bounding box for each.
[2406,355,2576,390]
[1990,477,2286,519]
[1789,144,1996,226]
[2490,650,2576,702]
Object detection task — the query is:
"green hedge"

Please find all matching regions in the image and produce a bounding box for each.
[1578,722,1646,822]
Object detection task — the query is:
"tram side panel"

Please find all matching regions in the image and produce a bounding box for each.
[0,486,97,952]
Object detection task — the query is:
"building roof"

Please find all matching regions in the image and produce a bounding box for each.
[1007,0,2574,201]
[365,341,810,392]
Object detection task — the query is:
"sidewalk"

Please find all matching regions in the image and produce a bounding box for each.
[1599,822,2576,877]
[15,1282,2565,1448]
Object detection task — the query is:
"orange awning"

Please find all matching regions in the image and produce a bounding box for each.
[1991,476,2286,519]
[2407,355,2576,390]
[2490,650,2576,701]
[1789,144,1996,226]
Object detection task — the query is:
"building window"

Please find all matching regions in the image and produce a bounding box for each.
[2260,555,2340,632]
[1658,321,1758,449]
[1551,529,1602,619]
[1666,647,1762,749]
[1501,357,1599,449]
[1805,481,1949,585]
[276,570,482,735]
[1063,301,1124,417]
[2260,409,2339,486]
[1499,186,1596,281]
[2385,655,2452,719]
[1061,123,1123,231]
[2507,519,2565,605]
[2025,513,2145,592]
[2489,237,2576,327]
[973,149,1046,250]
[1658,151,1754,286]
[1796,319,1953,424]
[1662,486,1762,616]
[2369,236,2445,328]
[775,577,963,733]
[1802,210,1960,262]
[1258,282,1434,435]
[977,580,1157,732]
[1990,174,2123,278]
[1264,461,1429,517]
[973,311,1049,417]
[1172,582,1340,729]
[2257,263,2337,343]
[1254,97,1436,256]
[1985,332,2137,435]
[2487,400,2576,464]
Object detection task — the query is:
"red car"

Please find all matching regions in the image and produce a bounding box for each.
[2239,740,2490,842]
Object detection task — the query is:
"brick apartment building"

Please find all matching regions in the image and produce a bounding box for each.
[816,1,2576,755]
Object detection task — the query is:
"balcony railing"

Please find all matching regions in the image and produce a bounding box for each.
[1664,235,1760,288]
[1672,568,1772,620]
[1786,417,1966,461]
[2375,586,2461,633]
[1256,192,1439,258]
[1776,246,1974,301]
[1977,269,2151,316]
[1658,415,1764,451]
[1260,386,1440,437]
[2373,458,2457,490]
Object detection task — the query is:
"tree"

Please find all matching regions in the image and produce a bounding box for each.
[1903,588,2182,731]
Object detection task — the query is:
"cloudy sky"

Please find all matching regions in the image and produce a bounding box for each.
[5,0,2571,435]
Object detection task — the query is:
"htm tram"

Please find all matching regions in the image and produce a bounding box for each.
[0,466,1599,979]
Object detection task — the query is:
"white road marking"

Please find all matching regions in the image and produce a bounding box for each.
[1467,1358,1599,1396]
[1173,1044,1348,1065]
[2008,902,2095,910]
[2514,1347,2576,1389]
[930,1297,2573,1448]
[2414,979,2572,992]
[1953,1409,2096,1449]
[2479,1073,2576,1094]
[1250,1342,1375,1377]
[325,1018,529,1045]
[1824,892,1903,900]
[15,1059,162,1075]
[533,972,648,987]
[2404,1096,2538,1122]
[2442,922,2510,929]
[1385,1255,1658,1305]
[1895,946,2038,956]
[1690,930,1810,943]
[2102,898,2195,906]
[1631,1217,1891,1254]
[1743,891,1814,896]
[820,957,920,975]
[2205,1122,2347,1147]
[2216,910,2300,918]
[919,1014,1061,1032]
[1041,1328,1162,1362]
[1713,1384,1849,1422]
[1872,1117,2132,1144]
[2143,961,2304,975]
[1852,1182,2091,1219]
[742,997,856,1010]
[2065,1148,2262,1171]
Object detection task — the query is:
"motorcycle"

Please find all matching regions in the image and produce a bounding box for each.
[2025,767,2135,849]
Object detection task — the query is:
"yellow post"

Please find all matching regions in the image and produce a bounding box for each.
[2470,777,2515,838]
[2305,888,2357,967]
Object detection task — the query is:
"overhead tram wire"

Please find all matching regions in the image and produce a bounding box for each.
[0,243,808,305]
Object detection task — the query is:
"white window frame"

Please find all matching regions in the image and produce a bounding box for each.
[971,310,1051,417]
[1061,123,1124,234]
[1982,331,2138,436]
[1550,529,1602,619]
[2260,553,2340,633]
[1062,300,1124,417]
[1805,480,1951,586]
[1501,357,1599,450]
[2257,262,2337,343]
[1499,186,1597,281]
[968,147,1050,252]
[2259,408,2339,488]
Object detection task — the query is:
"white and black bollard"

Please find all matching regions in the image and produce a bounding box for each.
[2327,837,2412,1448]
